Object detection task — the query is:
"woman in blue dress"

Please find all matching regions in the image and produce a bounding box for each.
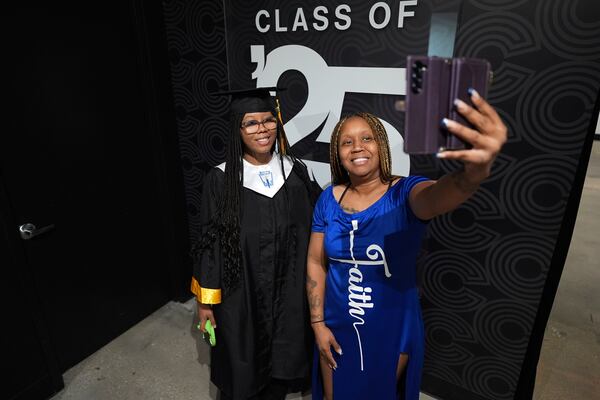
[306,90,507,399]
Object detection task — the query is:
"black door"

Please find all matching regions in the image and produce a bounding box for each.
[3,1,180,382]
[1,178,64,400]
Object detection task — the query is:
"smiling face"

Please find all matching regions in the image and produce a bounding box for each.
[337,116,381,181]
[239,111,277,161]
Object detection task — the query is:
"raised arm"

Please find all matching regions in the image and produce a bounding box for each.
[409,89,507,220]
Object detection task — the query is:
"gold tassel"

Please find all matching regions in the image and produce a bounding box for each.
[275,98,287,155]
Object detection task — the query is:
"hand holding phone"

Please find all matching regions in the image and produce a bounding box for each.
[403,56,492,154]
[198,319,216,347]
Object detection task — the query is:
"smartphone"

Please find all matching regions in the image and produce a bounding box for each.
[403,56,492,154]
[199,320,216,347]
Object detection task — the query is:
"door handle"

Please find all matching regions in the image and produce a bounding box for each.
[19,223,55,240]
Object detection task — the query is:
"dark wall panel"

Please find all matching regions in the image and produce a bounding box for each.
[162,0,230,245]
[162,1,600,399]
[420,2,600,399]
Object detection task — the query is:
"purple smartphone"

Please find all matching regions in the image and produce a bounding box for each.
[404,56,491,154]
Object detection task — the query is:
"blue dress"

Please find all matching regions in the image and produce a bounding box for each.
[311,176,429,400]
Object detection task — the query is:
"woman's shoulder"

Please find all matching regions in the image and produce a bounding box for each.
[391,175,430,187]
[315,184,334,205]
[207,165,225,178]
[389,175,432,202]
[203,165,226,190]
[330,184,347,202]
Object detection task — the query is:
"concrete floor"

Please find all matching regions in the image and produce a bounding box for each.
[50,141,600,400]
[533,140,600,399]
[47,298,433,400]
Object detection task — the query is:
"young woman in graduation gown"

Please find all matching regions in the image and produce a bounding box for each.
[191,88,321,400]
[306,91,507,399]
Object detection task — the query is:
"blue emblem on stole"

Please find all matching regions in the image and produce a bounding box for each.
[259,170,273,188]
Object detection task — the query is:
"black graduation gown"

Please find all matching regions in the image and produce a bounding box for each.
[193,162,317,399]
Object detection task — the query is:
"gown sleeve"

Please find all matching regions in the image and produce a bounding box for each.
[191,168,224,304]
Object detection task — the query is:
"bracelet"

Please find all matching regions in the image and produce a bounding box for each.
[311,319,325,324]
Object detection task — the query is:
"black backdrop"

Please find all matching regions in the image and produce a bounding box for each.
[162,1,600,399]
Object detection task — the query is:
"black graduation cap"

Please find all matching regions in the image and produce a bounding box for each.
[211,86,284,114]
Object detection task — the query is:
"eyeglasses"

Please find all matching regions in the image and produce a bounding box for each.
[241,117,277,134]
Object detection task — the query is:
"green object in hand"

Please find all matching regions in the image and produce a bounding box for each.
[200,320,216,347]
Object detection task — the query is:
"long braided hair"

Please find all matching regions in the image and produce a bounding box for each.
[192,106,319,295]
[329,112,395,185]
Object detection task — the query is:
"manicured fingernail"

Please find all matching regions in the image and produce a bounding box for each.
[436,151,447,159]
[336,348,343,355]
[441,118,457,129]
[468,87,480,99]
[454,99,467,111]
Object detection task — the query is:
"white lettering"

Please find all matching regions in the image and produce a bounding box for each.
[255,10,270,33]
[398,0,418,28]
[251,44,411,185]
[342,220,386,371]
[334,4,352,30]
[292,8,308,32]
[349,285,374,312]
[369,2,391,30]
[313,6,329,31]
[366,244,391,277]
[275,9,287,32]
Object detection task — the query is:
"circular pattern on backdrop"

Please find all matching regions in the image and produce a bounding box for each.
[185,0,225,56]
[175,111,201,140]
[428,201,501,252]
[421,251,489,312]
[166,27,193,62]
[162,2,600,399]
[163,0,187,27]
[455,12,540,59]
[169,56,195,88]
[197,117,228,166]
[537,0,600,60]
[517,61,600,154]
[422,361,463,388]
[462,356,521,400]
[178,135,204,187]
[423,309,476,366]
[193,57,229,115]
[473,300,537,361]
[501,154,578,233]
[438,152,515,186]
[486,233,554,302]
[173,86,199,120]
[497,108,520,144]
[487,62,536,104]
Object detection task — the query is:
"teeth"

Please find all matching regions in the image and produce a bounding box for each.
[352,157,368,163]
